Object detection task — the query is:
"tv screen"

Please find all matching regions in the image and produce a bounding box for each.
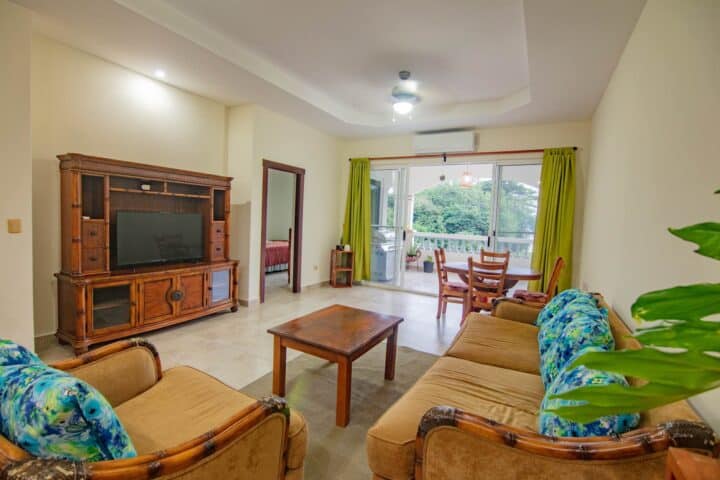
[116,211,204,267]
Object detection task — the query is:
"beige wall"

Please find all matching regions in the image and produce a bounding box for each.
[31,35,227,336]
[267,170,295,240]
[227,105,342,302]
[0,1,34,349]
[340,121,592,284]
[579,0,720,429]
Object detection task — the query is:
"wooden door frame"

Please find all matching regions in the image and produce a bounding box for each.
[260,159,305,303]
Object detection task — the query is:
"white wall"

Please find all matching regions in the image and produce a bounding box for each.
[267,170,295,240]
[31,35,228,337]
[579,0,720,430]
[0,1,33,349]
[340,121,592,284]
[227,105,342,302]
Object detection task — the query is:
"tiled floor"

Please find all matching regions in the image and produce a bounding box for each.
[39,284,464,389]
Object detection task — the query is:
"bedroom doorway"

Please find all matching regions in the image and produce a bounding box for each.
[260,159,305,303]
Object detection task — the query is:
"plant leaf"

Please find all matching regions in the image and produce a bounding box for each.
[635,321,720,351]
[569,348,720,389]
[631,284,720,322]
[547,384,705,423]
[669,222,720,260]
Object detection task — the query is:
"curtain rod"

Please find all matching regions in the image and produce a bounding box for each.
[348,146,577,162]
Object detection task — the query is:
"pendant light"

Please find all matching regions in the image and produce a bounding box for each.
[459,161,473,188]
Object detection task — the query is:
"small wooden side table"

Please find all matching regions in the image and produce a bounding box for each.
[666,448,720,479]
[330,250,353,288]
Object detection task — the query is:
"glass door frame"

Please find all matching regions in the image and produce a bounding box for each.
[367,155,542,294]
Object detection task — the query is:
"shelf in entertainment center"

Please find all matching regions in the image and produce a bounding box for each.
[92,299,131,311]
[109,187,210,199]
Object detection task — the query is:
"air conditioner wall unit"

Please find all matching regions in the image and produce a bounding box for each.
[412,131,476,154]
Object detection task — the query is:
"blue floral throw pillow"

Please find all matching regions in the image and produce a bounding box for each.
[537,296,602,357]
[539,303,613,386]
[539,348,640,437]
[0,339,137,462]
[535,289,593,328]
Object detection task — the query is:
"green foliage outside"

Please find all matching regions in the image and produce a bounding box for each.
[412,180,538,237]
[548,189,720,424]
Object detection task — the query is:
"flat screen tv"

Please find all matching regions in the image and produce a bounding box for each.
[116,211,204,267]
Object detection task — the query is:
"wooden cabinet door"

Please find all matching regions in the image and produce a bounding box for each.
[209,268,232,305]
[139,276,175,324]
[88,281,135,335]
[177,272,205,315]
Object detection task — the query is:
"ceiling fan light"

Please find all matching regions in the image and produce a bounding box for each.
[393,101,414,115]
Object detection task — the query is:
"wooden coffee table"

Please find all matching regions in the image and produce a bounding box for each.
[268,304,403,427]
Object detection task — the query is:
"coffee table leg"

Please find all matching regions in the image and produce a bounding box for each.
[336,357,352,427]
[385,326,398,381]
[272,336,286,397]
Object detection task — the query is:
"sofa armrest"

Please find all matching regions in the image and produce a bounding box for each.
[490,298,542,325]
[1,397,293,480]
[50,338,162,406]
[415,406,718,480]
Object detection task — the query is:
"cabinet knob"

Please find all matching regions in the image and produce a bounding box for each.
[169,290,184,302]
[89,256,98,262]
[89,231,97,237]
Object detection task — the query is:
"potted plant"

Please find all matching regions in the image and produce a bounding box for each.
[423,255,434,273]
[549,189,720,427]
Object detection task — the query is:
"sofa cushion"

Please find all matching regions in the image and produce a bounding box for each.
[115,366,306,461]
[445,313,540,375]
[0,339,136,462]
[539,348,640,437]
[536,288,593,328]
[367,356,544,480]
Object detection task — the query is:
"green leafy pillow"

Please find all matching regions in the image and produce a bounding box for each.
[0,339,137,462]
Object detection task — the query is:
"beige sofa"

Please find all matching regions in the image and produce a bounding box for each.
[0,339,307,480]
[367,298,717,479]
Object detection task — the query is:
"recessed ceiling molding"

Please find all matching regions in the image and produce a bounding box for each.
[114,0,532,128]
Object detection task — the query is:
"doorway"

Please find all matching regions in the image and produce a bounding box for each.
[368,158,542,295]
[260,159,305,303]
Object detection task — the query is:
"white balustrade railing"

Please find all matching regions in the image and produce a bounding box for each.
[412,231,533,259]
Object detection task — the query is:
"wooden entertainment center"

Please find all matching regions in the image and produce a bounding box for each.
[55,153,239,354]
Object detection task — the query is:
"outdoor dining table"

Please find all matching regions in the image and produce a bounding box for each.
[443,262,542,290]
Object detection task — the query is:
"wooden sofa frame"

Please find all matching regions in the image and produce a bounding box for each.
[414,406,718,479]
[0,339,291,480]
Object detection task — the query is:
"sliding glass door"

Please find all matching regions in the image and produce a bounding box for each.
[493,164,542,269]
[369,168,406,287]
[369,159,541,295]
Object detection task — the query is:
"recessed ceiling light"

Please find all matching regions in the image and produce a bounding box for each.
[154,69,166,79]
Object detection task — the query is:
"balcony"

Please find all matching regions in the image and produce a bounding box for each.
[382,231,533,295]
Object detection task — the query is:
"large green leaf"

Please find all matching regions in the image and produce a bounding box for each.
[569,348,720,389]
[635,320,720,351]
[669,222,720,260]
[546,384,701,423]
[631,283,720,322]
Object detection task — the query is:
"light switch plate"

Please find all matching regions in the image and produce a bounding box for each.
[7,219,21,234]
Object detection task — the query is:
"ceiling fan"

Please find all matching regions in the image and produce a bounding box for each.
[391,70,421,118]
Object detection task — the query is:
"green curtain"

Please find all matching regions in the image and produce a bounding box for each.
[529,147,576,292]
[342,158,371,281]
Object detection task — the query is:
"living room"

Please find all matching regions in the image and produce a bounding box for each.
[1,0,718,479]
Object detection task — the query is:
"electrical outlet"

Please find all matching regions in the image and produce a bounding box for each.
[7,219,21,234]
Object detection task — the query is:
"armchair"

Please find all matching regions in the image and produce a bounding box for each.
[0,339,307,480]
